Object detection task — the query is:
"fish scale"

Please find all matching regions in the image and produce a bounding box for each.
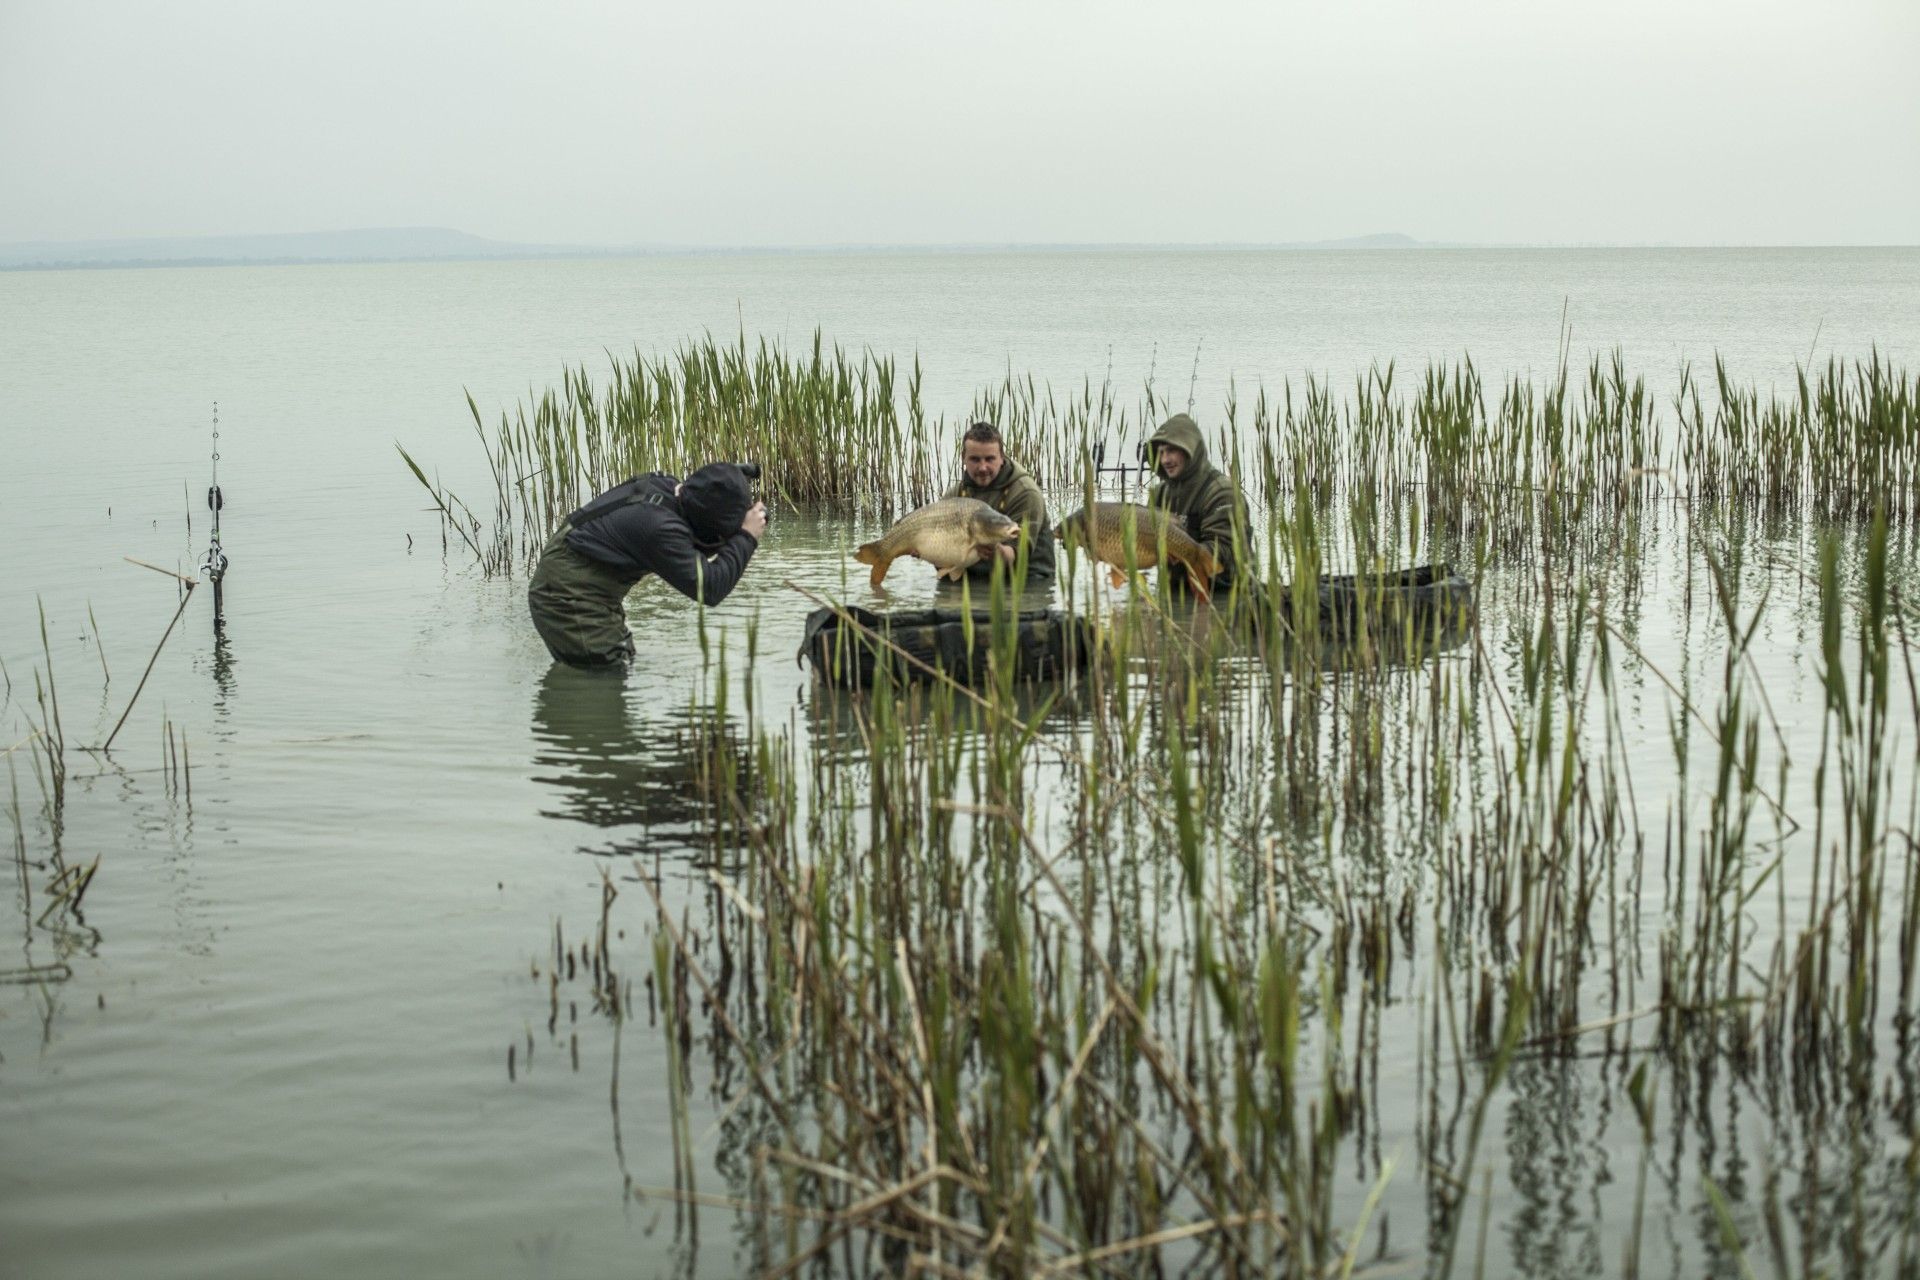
[1055,502,1223,600]
[853,497,1019,588]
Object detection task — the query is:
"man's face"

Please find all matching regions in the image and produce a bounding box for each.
[963,439,1005,489]
[1158,444,1189,479]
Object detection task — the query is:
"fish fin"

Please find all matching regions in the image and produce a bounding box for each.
[1106,566,1127,589]
[940,563,968,581]
[1179,549,1222,601]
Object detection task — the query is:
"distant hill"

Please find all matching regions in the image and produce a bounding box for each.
[0,227,1431,270]
[1294,232,1421,249]
[0,226,581,270]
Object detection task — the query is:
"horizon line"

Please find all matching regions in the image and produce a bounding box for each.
[4,228,1918,272]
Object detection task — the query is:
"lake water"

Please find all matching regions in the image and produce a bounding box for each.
[4,248,1919,1279]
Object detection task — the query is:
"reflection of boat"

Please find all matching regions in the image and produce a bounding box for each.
[805,676,1087,753]
[800,606,1097,689]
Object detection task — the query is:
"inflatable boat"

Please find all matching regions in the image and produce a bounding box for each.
[800,605,1097,688]
[1271,563,1475,640]
[800,566,1473,688]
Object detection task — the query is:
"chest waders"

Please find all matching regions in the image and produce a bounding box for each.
[527,482,665,667]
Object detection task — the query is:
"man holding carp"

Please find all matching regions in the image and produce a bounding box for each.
[944,422,1056,583]
[859,413,1249,602]
[527,415,1248,668]
[856,422,1056,589]
[1142,411,1250,598]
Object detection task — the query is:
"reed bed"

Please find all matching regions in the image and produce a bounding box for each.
[424,333,942,574]
[518,507,1910,1277]
[417,336,1917,584]
[5,599,114,991]
[432,337,1920,1272]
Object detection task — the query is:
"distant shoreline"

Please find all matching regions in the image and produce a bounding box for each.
[5,238,1916,273]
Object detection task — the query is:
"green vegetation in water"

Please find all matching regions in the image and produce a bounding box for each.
[410,333,1918,580]
[460,335,1920,1275]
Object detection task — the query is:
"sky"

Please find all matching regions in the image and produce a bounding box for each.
[1,0,1916,248]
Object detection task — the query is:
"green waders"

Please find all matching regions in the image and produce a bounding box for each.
[527,525,639,667]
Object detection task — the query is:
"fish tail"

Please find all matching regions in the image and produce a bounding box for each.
[1178,547,1221,601]
[856,545,890,594]
[855,541,895,588]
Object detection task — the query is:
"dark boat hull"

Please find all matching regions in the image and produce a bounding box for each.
[1274,563,1475,640]
[799,566,1473,688]
[800,606,1097,688]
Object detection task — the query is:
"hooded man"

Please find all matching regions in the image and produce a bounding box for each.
[942,421,1055,583]
[527,462,768,667]
[1145,413,1251,596]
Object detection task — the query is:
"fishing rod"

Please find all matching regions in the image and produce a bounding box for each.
[200,401,228,631]
[1091,440,1149,492]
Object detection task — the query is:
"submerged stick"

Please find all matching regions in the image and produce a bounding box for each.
[100,563,197,754]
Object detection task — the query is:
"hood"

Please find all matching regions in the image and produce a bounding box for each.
[678,462,754,546]
[1146,414,1214,483]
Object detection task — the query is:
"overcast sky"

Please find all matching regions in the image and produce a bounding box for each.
[2,0,1916,248]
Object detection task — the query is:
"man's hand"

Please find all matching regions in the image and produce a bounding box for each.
[742,502,769,541]
[996,542,1017,564]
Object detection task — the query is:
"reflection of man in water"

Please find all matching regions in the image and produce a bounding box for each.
[531,666,751,838]
[527,463,769,668]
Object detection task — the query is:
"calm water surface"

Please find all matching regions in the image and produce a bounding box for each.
[3,248,1918,1278]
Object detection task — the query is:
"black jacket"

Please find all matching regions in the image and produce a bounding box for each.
[563,474,757,605]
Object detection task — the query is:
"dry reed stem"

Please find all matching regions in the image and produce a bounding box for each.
[786,579,1317,940]
[974,994,1119,1270]
[632,861,796,1134]
[99,569,196,754]
[1037,1211,1285,1274]
[949,801,1259,1239]
[1596,615,1800,833]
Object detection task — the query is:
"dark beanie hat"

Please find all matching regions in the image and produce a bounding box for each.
[679,463,754,545]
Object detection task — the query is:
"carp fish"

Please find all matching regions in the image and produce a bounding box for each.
[1055,502,1224,601]
[854,497,1020,588]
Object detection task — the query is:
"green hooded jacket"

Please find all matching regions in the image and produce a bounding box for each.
[943,455,1055,581]
[1146,413,1251,592]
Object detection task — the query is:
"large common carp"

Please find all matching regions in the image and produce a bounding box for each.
[854,498,1020,588]
[1056,502,1224,601]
